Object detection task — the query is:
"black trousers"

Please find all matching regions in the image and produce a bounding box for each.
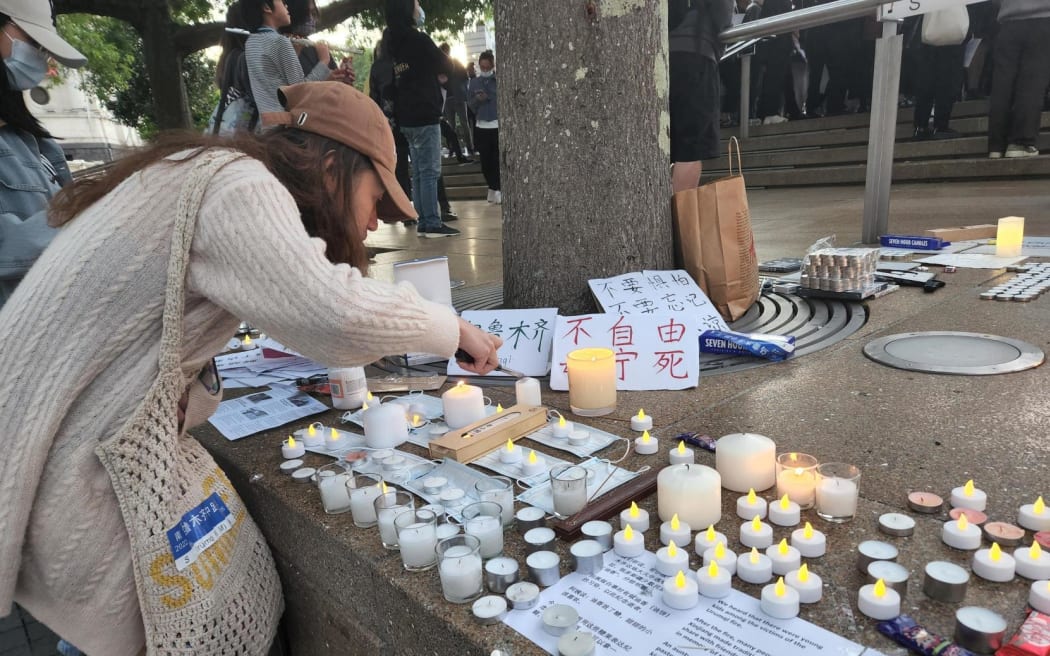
[474,127,501,191]
[914,43,965,130]
[805,24,850,115]
[755,40,792,119]
[441,119,463,157]
[988,18,1050,151]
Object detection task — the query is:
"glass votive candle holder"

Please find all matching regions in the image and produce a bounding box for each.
[462,501,505,559]
[347,473,383,528]
[475,476,515,527]
[775,452,819,509]
[318,470,353,515]
[566,347,616,416]
[550,464,589,517]
[815,463,861,523]
[437,534,484,603]
[374,490,415,550]
[395,509,439,571]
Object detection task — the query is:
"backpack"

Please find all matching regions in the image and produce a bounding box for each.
[370,46,397,120]
[922,7,969,46]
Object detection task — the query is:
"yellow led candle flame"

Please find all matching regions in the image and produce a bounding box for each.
[750,547,760,564]
[624,524,635,541]
[798,563,810,583]
[747,488,757,505]
[964,480,975,497]
[671,514,680,531]
[528,450,538,464]
[778,539,789,555]
[629,501,640,518]
[677,441,687,455]
[752,515,762,532]
[558,415,566,429]
[506,438,515,452]
[1035,496,1046,515]
[775,577,786,597]
[641,430,652,444]
[330,428,338,439]
[243,335,252,345]
[990,543,1002,562]
[366,391,374,402]
[708,561,719,578]
[362,401,369,411]
[412,414,421,425]
[714,542,726,559]
[803,522,814,539]
[779,494,791,510]
[636,409,647,420]
[873,579,886,598]
[675,571,687,589]
[307,424,316,437]
[497,403,504,413]
[706,525,716,541]
[1031,542,1042,560]
[381,481,389,494]
[668,540,678,557]
[958,514,969,531]
[286,436,296,447]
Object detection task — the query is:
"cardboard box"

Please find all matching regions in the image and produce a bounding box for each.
[922,224,997,241]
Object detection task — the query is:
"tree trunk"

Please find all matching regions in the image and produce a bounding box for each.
[497,0,672,314]
[140,4,192,130]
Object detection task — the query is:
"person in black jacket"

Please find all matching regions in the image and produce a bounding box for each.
[383,0,459,238]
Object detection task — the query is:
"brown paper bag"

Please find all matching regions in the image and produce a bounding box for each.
[672,137,759,321]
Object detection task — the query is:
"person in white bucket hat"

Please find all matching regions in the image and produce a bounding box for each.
[0,0,86,308]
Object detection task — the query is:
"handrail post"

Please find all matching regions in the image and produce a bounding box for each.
[739,53,752,140]
[862,20,903,244]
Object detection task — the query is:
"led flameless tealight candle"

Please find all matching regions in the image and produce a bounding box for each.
[761,577,800,619]
[375,490,414,550]
[408,413,426,429]
[499,438,522,464]
[660,514,691,547]
[669,441,695,466]
[657,464,722,529]
[301,422,324,448]
[613,524,645,558]
[566,347,617,416]
[1014,542,1050,580]
[634,430,659,455]
[767,539,802,576]
[995,216,1025,258]
[552,415,573,438]
[702,541,737,575]
[716,433,777,493]
[1019,497,1050,533]
[291,467,316,484]
[950,479,988,512]
[923,561,970,602]
[631,409,653,432]
[954,607,1007,655]
[382,455,406,472]
[515,377,542,407]
[737,488,768,520]
[521,450,547,477]
[656,540,691,576]
[972,543,1016,582]
[776,453,818,509]
[737,547,774,584]
[943,513,983,551]
[581,521,614,551]
[741,515,775,550]
[281,436,305,459]
[768,494,801,527]
[440,488,466,508]
[695,524,728,554]
[441,381,486,429]
[662,570,700,610]
[620,501,651,533]
[697,560,733,599]
[785,564,822,603]
[790,522,827,558]
[1029,580,1050,614]
[858,579,901,621]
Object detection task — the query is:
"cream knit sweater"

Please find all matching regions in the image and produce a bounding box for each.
[0,155,459,655]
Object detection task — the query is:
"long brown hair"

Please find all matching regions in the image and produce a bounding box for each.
[50,129,373,272]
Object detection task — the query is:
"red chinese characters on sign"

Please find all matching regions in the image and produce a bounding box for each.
[653,350,689,379]
[657,318,686,344]
[609,316,638,381]
[562,317,593,345]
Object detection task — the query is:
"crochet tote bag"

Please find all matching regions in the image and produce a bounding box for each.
[95,150,283,655]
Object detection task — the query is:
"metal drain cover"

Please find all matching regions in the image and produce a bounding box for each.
[863,331,1044,375]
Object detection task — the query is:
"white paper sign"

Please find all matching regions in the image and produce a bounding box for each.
[878,0,982,20]
[549,313,699,391]
[447,308,558,377]
[504,551,882,656]
[588,270,729,333]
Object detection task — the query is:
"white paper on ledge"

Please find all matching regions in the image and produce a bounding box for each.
[915,253,1027,269]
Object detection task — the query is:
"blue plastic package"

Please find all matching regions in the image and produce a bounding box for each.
[699,330,795,362]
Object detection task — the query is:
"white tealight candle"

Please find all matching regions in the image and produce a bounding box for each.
[660,514,691,547]
[581,521,614,552]
[954,607,1007,654]
[1029,580,1050,614]
[465,515,504,559]
[521,450,547,477]
[422,476,447,495]
[768,495,801,527]
[613,524,645,558]
[441,381,486,429]
[382,455,406,472]
[634,430,659,455]
[694,524,728,555]
[736,547,774,584]
[740,515,774,550]
[527,550,561,587]
[471,595,507,625]
[950,479,988,512]
[784,564,822,603]
[505,581,541,610]
[370,448,394,465]
[943,514,983,551]
[1014,542,1050,580]
[867,560,910,596]
[662,570,700,610]
[435,523,461,540]
[542,604,579,637]
[736,488,768,520]
[766,539,802,576]
[440,488,466,508]
[760,577,800,619]
[696,560,732,599]
[524,527,556,554]
[483,557,520,594]
[281,436,305,459]
[790,522,827,558]
[631,409,653,432]
[567,429,589,447]
[1019,497,1050,532]
[702,542,737,576]
[498,438,522,464]
[858,579,901,620]
[552,415,573,439]
[516,506,548,532]
[557,631,596,656]
[301,422,325,448]
[972,543,1016,582]
[620,501,650,533]
[669,441,695,466]
[655,540,690,576]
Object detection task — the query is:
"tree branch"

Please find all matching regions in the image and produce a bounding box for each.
[53,0,141,27]
[173,21,224,56]
[317,0,383,31]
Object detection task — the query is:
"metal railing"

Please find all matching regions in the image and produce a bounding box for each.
[719,0,889,43]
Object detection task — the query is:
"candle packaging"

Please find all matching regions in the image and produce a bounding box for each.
[814,462,860,522]
[660,515,691,547]
[566,347,617,416]
[631,409,653,432]
[657,464,721,529]
[776,452,818,509]
[715,433,776,493]
[695,525,728,554]
[761,578,800,619]
[613,525,645,558]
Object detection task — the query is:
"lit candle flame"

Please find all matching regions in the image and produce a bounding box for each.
[677,441,686,455]
[803,522,814,539]
[528,450,539,464]
[307,424,316,437]
[506,438,515,452]
[790,452,798,462]
[412,414,421,426]
[714,541,726,559]
[873,579,886,598]
[675,571,687,589]
[330,428,338,439]
[775,577,786,597]
[381,481,389,494]
[794,467,803,476]
[366,391,374,401]
[671,514,680,531]
[779,494,791,510]
[708,560,719,578]
[957,514,969,531]
[624,524,635,541]
[636,409,646,420]
[641,430,651,444]
[964,479,975,497]
[747,488,757,505]
[778,539,789,556]
[286,436,296,447]
[750,547,760,564]
[1034,496,1045,515]
[1031,542,1042,560]
[496,403,504,413]
[362,401,369,411]
[706,524,716,541]
[629,501,640,518]
[752,515,762,532]
[668,540,678,557]
[456,381,465,389]
[990,543,1002,562]
[798,563,810,582]
[243,335,252,345]
[558,415,566,428]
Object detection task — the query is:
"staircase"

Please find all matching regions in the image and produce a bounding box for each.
[704,100,1050,186]
[442,158,487,201]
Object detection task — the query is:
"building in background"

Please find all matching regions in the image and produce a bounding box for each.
[462,21,495,65]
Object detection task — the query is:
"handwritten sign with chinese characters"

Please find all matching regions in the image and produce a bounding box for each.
[447,308,558,377]
[549,313,699,391]
[588,269,730,333]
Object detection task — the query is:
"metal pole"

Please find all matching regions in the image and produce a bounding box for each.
[720,0,889,42]
[739,53,751,140]
[861,20,903,244]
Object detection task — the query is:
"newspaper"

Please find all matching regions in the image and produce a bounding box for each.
[208,385,330,441]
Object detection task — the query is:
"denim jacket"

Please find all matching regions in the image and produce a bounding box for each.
[467,75,498,123]
[0,124,70,307]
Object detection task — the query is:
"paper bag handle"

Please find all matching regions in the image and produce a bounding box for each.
[728,137,743,176]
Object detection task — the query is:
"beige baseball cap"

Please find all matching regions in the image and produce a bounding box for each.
[266,82,417,222]
[1,0,87,67]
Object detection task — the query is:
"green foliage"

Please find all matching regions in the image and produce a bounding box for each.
[109,52,218,138]
[354,0,491,33]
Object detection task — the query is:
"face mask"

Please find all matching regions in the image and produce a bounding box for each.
[292,17,317,37]
[3,32,49,91]
[415,6,426,26]
[478,69,494,78]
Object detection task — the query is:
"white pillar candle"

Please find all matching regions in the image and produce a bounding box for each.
[422,476,447,495]
[439,544,484,603]
[465,515,504,559]
[715,433,776,493]
[784,564,822,603]
[790,522,827,558]
[737,547,774,584]
[557,631,596,656]
[702,542,737,575]
[527,550,561,587]
[1019,497,1050,532]
[631,409,653,432]
[347,476,383,527]
[566,347,617,416]
[397,520,439,570]
[858,579,901,620]
[620,501,650,533]
[581,521,614,551]
[696,560,732,599]
[441,381,486,429]
[362,403,410,448]
[971,543,1015,582]
[768,495,801,527]
[736,488,768,520]
[660,514,691,547]
[943,514,983,550]
[669,441,695,466]
[521,450,547,477]
[281,436,305,459]
[1029,580,1050,614]
[634,431,659,455]
[524,527,556,553]
[761,578,800,619]
[552,415,573,438]
[319,473,352,514]
[515,377,543,407]
[498,438,522,464]
[815,474,859,521]
[766,539,802,576]
[1014,543,1050,580]
[776,453,818,508]
[662,570,700,610]
[657,464,721,528]
[740,516,774,549]
[471,595,508,624]
[694,525,728,554]
[950,479,988,512]
[613,524,645,558]
[300,422,325,448]
[655,540,690,576]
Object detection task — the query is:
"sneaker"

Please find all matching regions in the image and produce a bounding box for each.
[404,219,418,226]
[762,115,789,125]
[912,126,932,141]
[456,155,474,164]
[486,189,496,203]
[1005,144,1039,158]
[988,151,1003,160]
[932,127,960,140]
[420,224,460,238]
[493,191,502,204]
[441,210,459,222]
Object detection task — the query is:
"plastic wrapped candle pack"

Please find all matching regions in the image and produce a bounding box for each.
[799,247,879,292]
[699,330,796,362]
[875,615,977,656]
